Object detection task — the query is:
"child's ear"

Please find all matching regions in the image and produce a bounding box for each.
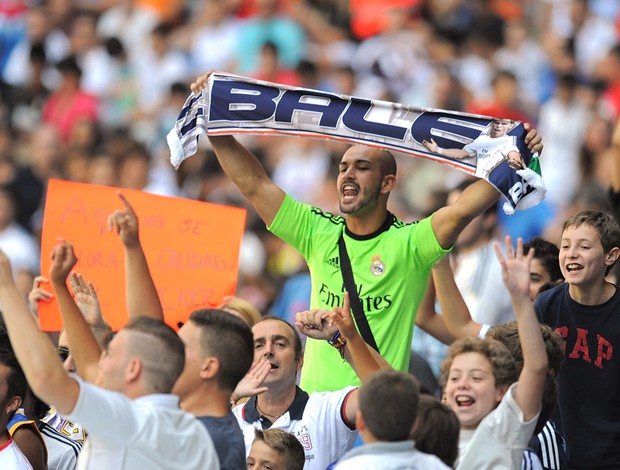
[605,247,620,266]
[494,384,510,403]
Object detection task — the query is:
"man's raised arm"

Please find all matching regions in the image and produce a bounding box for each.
[191,73,286,226]
[108,193,163,321]
[0,250,80,415]
[50,240,103,383]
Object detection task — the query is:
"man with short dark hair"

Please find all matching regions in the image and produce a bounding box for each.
[172,309,254,470]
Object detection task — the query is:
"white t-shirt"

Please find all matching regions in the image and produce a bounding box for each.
[66,377,219,470]
[233,386,358,470]
[0,437,33,469]
[332,440,450,469]
[456,383,539,470]
[462,134,519,179]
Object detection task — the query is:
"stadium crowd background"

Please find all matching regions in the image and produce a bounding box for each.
[0,0,619,371]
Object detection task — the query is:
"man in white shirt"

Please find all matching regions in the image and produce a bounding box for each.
[0,244,219,470]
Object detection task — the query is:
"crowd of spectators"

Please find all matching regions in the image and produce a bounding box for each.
[1,0,620,378]
[1,1,620,469]
[0,0,616,308]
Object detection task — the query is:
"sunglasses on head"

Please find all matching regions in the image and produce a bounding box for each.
[57,346,70,362]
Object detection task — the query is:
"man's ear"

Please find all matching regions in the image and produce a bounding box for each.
[200,357,220,380]
[381,175,396,194]
[126,358,142,383]
[297,352,303,372]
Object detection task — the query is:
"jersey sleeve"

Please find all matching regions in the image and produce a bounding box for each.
[268,194,342,259]
[461,140,478,157]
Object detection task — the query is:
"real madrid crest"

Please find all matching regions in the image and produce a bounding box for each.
[370,255,385,276]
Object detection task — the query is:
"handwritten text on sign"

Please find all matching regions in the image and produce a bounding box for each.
[39,180,247,331]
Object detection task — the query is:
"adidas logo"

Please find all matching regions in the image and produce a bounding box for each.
[325,257,339,268]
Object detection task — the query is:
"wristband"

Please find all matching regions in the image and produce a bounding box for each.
[437,147,444,155]
[328,331,347,358]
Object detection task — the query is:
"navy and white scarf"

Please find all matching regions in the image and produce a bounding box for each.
[167,72,545,214]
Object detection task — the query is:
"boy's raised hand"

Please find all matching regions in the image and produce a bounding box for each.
[107,192,139,248]
[494,235,533,300]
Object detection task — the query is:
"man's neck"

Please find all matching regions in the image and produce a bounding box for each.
[181,385,232,418]
[345,211,388,237]
[256,385,297,419]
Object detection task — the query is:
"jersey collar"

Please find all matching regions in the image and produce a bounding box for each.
[244,386,310,429]
[344,212,395,241]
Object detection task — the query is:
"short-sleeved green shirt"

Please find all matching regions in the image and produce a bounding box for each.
[268,195,448,392]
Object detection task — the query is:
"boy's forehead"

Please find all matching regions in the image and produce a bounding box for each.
[562,223,601,242]
[249,440,284,468]
[451,350,493,371]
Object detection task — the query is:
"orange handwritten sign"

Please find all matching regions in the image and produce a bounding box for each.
[39,179,247,331]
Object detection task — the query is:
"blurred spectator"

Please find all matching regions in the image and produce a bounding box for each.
[0,188,39,276]
[189,0,241,74]
[599,44,620,121]
[578,114,614,190]
[41,55,98,144]
[4,43,51,137]
[117,143,179,196]
[8,124,63,231]
[235,0,305,74]
[568,0,617,77]
[351,5,433,102]
[466,70,532,123]
[538,73,590,209]
[493,19,549,113]
[251,41,300,86]
[133,22,190,144]
[99,37,137,128]
[348,0,422,40]
[2,5,69,89]
[97,0,159,61]
[68,12,114,98]
[220,296,263,326]
[449,181,513,326]
[86,153,118,186]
